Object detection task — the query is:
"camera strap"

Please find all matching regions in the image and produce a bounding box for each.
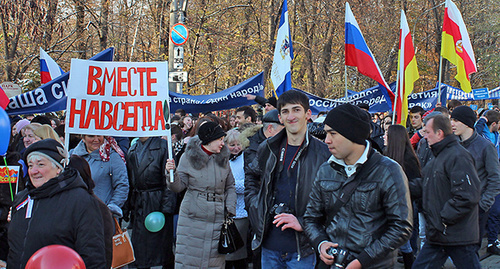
[326,150,382,225]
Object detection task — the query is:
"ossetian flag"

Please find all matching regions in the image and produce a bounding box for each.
[345,2,394,106]
[270,0,293,97]
[441,0,477,92]
[395,10,419,127]
[40,48,64,84]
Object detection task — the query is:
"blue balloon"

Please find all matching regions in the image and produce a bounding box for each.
[0,107,10,156]
[145,211,165,232]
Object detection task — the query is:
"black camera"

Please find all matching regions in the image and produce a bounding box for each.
[270,203,292,215]
[326,247,349,268]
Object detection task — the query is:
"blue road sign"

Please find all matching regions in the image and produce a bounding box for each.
[170,23,189,46]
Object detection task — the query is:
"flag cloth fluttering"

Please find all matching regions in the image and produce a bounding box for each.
[40,48,64,84]
[345,2,395,105]
[395,10,419,126]
[441,0,477,92]
[270,0,294,97]
[0,86,9,109]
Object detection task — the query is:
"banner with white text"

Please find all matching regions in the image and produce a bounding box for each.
[65,60,169,137]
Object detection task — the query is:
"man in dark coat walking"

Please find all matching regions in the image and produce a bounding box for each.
[412,114,481,268]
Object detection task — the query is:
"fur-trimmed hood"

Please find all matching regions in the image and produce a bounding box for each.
[239,124,262,150]
[184,136,230,170]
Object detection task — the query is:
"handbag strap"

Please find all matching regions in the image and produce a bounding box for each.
[113,217,123,235]
[326,151,382,225]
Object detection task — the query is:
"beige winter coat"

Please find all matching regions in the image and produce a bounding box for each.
[168,136,236,269]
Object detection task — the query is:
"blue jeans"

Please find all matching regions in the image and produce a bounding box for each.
[412,243,480,269]
[261,248,316,269]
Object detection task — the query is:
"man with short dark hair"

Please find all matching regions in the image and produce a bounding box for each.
[235,106,257,127]
[303,104,412,269]
[412,114,481,268]
[407,105,425,137]
[451,106,500,255]
[245,90,330,268]
[174,108,186,117]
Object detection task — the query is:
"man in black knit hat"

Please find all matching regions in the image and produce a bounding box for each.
[303,103,412,269]
[451,106,500,255]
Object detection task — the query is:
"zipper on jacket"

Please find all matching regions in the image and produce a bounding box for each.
[295,162,301,261]
[259,143,277,250]
[294,135,309,262]
[20,199,37,267]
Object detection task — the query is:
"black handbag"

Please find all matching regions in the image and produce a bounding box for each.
[218,215,244,254]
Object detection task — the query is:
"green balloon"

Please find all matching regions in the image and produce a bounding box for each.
[145,212,165,232]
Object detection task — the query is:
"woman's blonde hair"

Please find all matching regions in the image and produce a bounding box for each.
[28,124,63,144]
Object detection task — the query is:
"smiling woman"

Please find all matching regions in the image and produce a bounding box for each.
[71,135,129,218]
[8,139,106,268]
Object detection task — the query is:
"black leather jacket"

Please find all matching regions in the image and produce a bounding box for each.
[244,129,330,259]
[416,135,481,246]
[303,148,412,268]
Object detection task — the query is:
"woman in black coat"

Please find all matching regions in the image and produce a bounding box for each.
[125,137,177,269]
[8,139,106,268]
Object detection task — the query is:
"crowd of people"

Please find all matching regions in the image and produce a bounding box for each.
[1,90,500,269]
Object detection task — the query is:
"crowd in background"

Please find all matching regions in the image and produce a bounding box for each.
[1,93,500,269]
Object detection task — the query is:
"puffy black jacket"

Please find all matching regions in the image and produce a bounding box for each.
[303,148,412,268]
[460,131,500,212]
[8,168,106,269]
[418,135,481,245]
[244,129,330,259]
[125,137,176,267]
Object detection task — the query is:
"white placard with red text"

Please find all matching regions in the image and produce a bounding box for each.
[65,59,169,137]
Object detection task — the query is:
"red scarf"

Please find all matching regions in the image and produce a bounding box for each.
[99,137,127,164]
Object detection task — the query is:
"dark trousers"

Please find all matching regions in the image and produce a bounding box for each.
[487,194,500,244]
[477,208,489,251]
[412,243,480,269]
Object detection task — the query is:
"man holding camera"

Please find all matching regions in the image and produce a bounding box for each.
[245,90,330,268]
[303,104,413,268]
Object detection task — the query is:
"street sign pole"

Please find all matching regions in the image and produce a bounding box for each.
[168,0,188,94]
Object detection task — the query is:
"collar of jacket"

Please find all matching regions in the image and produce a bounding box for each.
[184,135,230,170]
[266,128,311,154]
[129,137,162,152]
[329,146,376,176]
[430,134,458,157]
[460,131,478,148]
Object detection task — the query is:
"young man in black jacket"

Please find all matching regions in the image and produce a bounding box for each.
[245,90,330,268]
[303,104,412,269]
[450,106,500,255]
[413,113,481,268]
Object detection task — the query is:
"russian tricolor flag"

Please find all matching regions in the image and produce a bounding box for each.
[40,48,64,84]
[345,3,394,106]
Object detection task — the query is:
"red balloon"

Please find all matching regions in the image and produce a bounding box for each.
[26,245,86,269]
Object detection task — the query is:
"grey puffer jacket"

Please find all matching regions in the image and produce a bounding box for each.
[168,136,236,269]
[72,140,129,217]
[303,148,413,268]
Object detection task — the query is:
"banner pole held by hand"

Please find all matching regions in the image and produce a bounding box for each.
[163,100,175,183]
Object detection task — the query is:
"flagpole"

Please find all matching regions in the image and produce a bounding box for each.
[344,65,348,98]
[438,55,443,103]
[392,68,400,124]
